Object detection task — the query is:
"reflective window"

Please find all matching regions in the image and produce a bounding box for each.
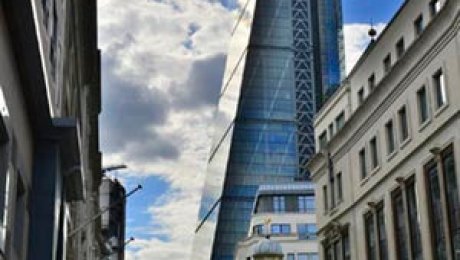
[377,204,388,260]
[414,15,424,37]
[370,137,379,169]
[319,131,328,150]
[287,254,295,260]
[406,178,423,260]
[337,172,343,202]
[398,106,409,142]
[433,69,447,109]
[298,195,315,213]
[273,196,286,213]
[252,224,264,235]
[430,0,442,16]
[335,111,345,131]
[417,86,429,124]
[365,213,377,260]
[297,224,317,240]
[393,189,409,260]
[426,160,447,259]
[442,147,460,258]
[385,120,395,155]
[271,224,290,234]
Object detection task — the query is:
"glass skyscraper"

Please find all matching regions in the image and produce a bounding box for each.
[192,0,343,259]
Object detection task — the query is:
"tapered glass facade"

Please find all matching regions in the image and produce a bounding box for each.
[192,0,343,259]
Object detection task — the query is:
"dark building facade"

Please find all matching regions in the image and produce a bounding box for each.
[0,0,101,259]
[192,0,343,259]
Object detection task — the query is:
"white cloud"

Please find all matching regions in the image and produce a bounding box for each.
[99,0,388,258]
[343,23,387,74]
[98,0,235,259]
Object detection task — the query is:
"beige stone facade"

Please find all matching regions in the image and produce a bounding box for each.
[307,0,460,259]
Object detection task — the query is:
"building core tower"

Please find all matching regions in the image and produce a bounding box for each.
[192,0,343,259]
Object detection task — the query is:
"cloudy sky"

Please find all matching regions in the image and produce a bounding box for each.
[97,0,403,259]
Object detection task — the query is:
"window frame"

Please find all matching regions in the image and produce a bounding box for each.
[398,105,410,144]
[432,69,448,111]
[416,86,430,126]
[359,148,367,180]
[370,136,380,170]
[396,37,405,59]
[383,54,392,74]
[414,14,424,37]
[385,120,396,156]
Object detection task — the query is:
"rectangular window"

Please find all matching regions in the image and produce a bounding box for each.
[298,195,315,213]
[430,0,442,16]
[271,224,290,234]
[393,189,409,260]
[297,223,317,240]
[287,254,295,260]
[383,54,392,74]
[377,203,388,260]
[323,185,328,213]
[333,240,340,260]
[398,106,409,142]
[319,131,328,150]
[396,38,405,59]
[336,111,345,131]
[385,120,395,155]
[425,160,447,259]
[365,213,377,260]
[441,146,460,257]
[359,148,367,179]
[253,224,264,235]
[406,178,423,260]
[368,74,376,91]
[329,123,334,139]
[337,172,343,202]
[417,86,429,124]
[433,69,447,109]
[273,196,285,213]
[298,253,308,260]
[414,15,424,36]
[370,137,379,169]
[343,228,351,260]
[358,88,365,105]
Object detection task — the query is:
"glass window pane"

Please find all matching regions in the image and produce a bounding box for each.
[442,148,460,258]
[426,161,447,260]
[406,179,423,260]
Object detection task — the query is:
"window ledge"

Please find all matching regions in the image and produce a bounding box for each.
[360,175,371,187]
[386,149,398,162]
[418,118,431,132]
[400,136,411,150]
[433,103,448,118]
[370,165,381,176]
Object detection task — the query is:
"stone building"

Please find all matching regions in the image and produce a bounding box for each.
[0,0,101,259]
[307,0,460,259]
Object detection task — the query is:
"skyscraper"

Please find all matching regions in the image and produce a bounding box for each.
[192,0,343,259]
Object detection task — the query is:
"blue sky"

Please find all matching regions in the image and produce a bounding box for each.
[97,0,403,259]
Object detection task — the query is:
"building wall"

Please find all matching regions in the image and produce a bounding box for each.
[0,3,35,260]
[309,0,460,259]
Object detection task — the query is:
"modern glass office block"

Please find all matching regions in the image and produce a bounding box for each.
[192,0,343,259]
